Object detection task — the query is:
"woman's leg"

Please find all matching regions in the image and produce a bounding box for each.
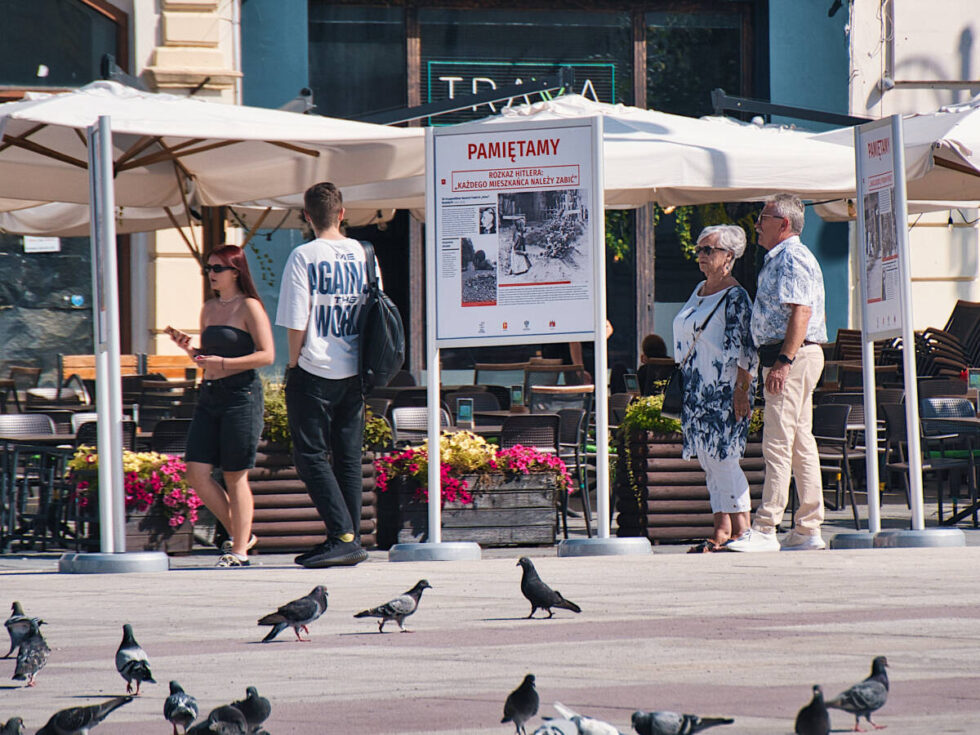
[185,461,231,531]
[730,510,752,538]
[711,512,732,547]
[222,468,254,558]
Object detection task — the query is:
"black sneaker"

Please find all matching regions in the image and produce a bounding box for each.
[300,540,368,569]
[294,540,331,566]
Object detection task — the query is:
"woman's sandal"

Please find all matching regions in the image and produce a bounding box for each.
[687,539,721,554]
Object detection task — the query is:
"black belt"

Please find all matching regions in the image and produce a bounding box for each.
[763,340,821,347]
[202,369,257,389]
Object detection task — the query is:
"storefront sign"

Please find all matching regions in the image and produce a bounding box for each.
[23,236,61,253]
[428,116,602,347]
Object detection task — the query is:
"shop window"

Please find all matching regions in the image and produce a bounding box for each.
[0,0,121,90]
[308,5,407,119]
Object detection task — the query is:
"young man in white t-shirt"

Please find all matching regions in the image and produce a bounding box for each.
[276,181,372,568]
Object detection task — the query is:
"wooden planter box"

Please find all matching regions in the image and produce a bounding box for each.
[376,473,559,548]
[248,441,378,551]
[82,509,194,555]
[614,430,764,544]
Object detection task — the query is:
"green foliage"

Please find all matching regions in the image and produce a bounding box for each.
[617,393,682,436]
[363,409,393,451]
[748,407,765,436]
[262,379,291,449]
[605,210,633,262]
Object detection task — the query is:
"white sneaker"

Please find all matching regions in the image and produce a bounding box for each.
[780,529,827,551]
[724,528,780,552]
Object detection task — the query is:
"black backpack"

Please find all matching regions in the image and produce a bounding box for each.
[358,241,406,394]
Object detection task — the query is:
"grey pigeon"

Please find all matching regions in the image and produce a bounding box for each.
[0,718,24,735]
[36,696,132,735]
[795,685,830,735]
[230,686,271,732]
[12,617,49,687]
[4,601,34,658]
[258,585,328,642]
[826,655,889,731]
[502,673,539,735]
[187,705,248,735]
[553,702,625,734]
[533,721,578,735]
[630,711,734,735]
[517,557,581,619]
[164,680,199,735]
[115,623,155,695]
[354,579,431,632]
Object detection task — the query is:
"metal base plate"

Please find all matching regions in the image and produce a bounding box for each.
[873,528,966,548]
[829,532,876,550]
[557,536,652,557]
[58,552,170,574]
[388,542,482,562]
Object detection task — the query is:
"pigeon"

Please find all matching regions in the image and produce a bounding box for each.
[826,655,889,732]
[0,718,24,735]
[230,686,271,732]
[354,579,431,632]
[12,617,49,687]
[115,623,155,695]
[5,601,31,658]
[36,696,132,735]
[164,680,199,735]
[533,721,579,735]
[553,702,625,734]
[502,673,540,735]
[257,585,328,643]
[795,685,830,735]
[517,557,581,619]
[186,705,248,735]
[630,711,734,735]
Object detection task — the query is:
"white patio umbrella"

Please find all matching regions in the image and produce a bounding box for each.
[245,95,859,215]
[0,80,423,209]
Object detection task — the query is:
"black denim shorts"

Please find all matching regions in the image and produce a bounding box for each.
[185,370,264,472]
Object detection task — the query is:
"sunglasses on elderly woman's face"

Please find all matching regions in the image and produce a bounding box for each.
[203,264,237,274]
[695,245,724,257]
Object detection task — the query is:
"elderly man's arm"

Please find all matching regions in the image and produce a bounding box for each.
[764,303,811,395]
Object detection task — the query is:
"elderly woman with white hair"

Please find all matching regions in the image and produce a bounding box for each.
[672,224,759,553]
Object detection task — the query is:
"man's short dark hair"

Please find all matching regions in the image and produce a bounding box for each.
[304,182,343,231]
[641,333,667,358]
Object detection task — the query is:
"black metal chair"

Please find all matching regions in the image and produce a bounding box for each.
[365,396,394,420]
[138,379,196,432]
[500,413,559,453]
[391,406,452,446]
[75,420,138,451]
[0,414,56,435]
[445,389,500,415]
[608,393,635,426]
[812,404,862,529]
[149,418,193,456]
[557,407,591,539]
[882,403,977,527]
[2,366,42,413]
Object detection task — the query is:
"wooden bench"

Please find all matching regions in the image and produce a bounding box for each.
[58,354,140,382]
[144,354,199,381]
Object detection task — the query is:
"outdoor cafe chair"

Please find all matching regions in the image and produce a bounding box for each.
[0,414,56,436]
[499,413,559,454]
[149,418,193,457]
[557,407,591,539]
[75,420,138,451]
[812,404,862,529]
[445,389,501,415]
[529,384,594,416]
[366,396,394,421]
[0,366,42,413]
[391,406,452,446]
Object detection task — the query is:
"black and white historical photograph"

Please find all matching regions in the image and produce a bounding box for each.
[460,236,498,305]
[478,205,497,234]
[497,189,590,285]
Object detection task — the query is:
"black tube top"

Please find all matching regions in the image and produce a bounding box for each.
[200,325,255,358]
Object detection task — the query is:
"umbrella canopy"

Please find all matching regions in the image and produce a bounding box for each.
[813,96,980,201]
[0,80,423,209]
[254,95,858,214]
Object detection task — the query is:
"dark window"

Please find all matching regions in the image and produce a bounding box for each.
[646,11,742,117]
[420,9,632,124]
[308,5,406,119]
[0,0,120,88]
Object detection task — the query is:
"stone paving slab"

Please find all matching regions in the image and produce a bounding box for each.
[1,544,980,734]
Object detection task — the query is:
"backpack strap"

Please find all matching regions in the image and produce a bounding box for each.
[359,240,379,294]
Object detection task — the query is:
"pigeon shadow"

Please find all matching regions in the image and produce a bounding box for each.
[69,693,127,699]
[483,616,536,621]
[337,631,389,637]
[0,684,25,690]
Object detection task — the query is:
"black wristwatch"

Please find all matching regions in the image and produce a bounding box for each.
[776,353,794,365]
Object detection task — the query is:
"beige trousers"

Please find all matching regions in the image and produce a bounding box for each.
[754,344,825,535]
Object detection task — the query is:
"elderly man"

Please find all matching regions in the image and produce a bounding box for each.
[726,194,828,552]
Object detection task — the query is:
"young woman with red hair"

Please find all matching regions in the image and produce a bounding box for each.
[166,245,274,566]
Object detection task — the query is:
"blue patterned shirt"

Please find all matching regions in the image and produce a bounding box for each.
[750,236,827,347]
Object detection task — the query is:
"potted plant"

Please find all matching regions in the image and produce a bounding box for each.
[613,394,765,543]
[374,431,572,548]
[68,448,201,554]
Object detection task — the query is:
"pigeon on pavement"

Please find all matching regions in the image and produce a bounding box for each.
[826,656,889,732]
[115,623,155,695]
[12,617,49,687]
[35,696,132,735]
[630,711,734,735]
[502,673,540,735]
[354,579,431,632]
[5,601,35,658]
[230,686,271,732]
[0,718,24,735]
[164,680,199,735]
[517,557,581,619]
[187,705,248,735]
[553,702,626,734]
[532,721,579,735]
[257,585,328,643]
[795,685,830,735]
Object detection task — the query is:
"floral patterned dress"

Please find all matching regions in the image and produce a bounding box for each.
[672,282,758,461]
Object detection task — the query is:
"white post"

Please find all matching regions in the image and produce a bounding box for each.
[87,116,126,553]
[592,118,610,538]
[862,339,881,533]
[426,344,442,544]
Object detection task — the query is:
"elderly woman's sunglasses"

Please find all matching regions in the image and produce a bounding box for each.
[203,264,237,274]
